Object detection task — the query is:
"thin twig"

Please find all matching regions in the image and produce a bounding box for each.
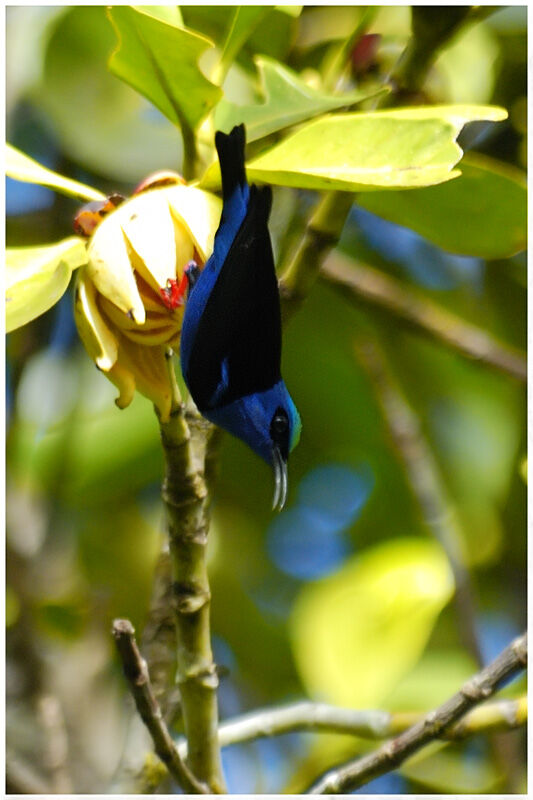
[211,696,526,749]
[307,632,527,793]
[322,252,526,381]
[112,618,209,794]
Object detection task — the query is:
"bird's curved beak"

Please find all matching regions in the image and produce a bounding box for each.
[272,445,288,512]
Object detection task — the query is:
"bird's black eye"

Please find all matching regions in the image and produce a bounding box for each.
[271,414,288,435]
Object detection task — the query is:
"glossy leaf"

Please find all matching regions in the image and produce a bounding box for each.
[136,6,183,27]
[217,6,270,79]
[290,538,454,708]
[6,144,104,202]
[215,56,385,142]
[6,237,87,332]
[202,105,507,191]
[35,7,183,183]
[359,153,526,258]
[107,6,222,132]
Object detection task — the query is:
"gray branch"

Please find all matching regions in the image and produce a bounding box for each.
[323,252,526,382]
[194,696,525,751]
[112,618,209,794]
[307,632,527,793]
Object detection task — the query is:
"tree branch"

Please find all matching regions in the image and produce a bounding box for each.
[388,7,472,100]
[354,334,484,666]
[112,618,209,794]
[279,8,478,321]
[322,252,526,382]
[307,632,527,793]
[156,351,226,792]
[195,696,526,750]
[279,190,354,320]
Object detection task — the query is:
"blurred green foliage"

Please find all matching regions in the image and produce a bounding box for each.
[6,5,526,794]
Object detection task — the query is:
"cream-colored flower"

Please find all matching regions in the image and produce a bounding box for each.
[74,183,222,422]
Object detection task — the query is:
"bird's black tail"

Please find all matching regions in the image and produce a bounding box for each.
[215,124,246,202]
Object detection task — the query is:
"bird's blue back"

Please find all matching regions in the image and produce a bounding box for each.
[180,128,249,382]
[180,124,301,466]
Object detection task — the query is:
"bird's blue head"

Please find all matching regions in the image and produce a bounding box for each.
[206,380,301,511]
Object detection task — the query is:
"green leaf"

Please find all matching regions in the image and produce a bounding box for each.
[6,143,105,202]
[107,6,222,133]
[6,237,87,332]
[290,538,454,708]
[359,153,526,258]
[432,20,498,103]
[384,649,477,710]
[35,7,184,183]
[201,105,507,192]
[276,6,302,17]
[136,6,183,27]
[401,743,500,793]
[181,6,298,63]
[216,6,270,82]
[214,56,385,143]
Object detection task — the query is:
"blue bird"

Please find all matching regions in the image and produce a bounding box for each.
[180,124,301,510]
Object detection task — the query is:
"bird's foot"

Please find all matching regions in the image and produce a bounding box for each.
[185,260,201,297]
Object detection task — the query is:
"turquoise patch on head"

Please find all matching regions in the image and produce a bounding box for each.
[289,398,302,452]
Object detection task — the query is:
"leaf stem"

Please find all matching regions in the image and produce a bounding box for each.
[353,334,484,666]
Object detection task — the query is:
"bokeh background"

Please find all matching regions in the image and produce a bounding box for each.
[6,6,527,794]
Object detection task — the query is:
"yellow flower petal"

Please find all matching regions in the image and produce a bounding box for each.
[87,214,145,325]
[121,191,194,289]
[114,335,173,422]
[99,291,182,347]
[73,268,118,371]
[107,358,136,410]
[166,185,222,263]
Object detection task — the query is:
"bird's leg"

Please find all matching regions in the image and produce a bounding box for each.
[185,260,201,298]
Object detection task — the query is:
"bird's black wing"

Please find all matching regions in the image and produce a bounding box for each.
[186,184,282,411]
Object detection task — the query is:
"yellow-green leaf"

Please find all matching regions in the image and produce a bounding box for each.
[401,743,500,793]
[201,105,507,192]
[136,6,183,27]
[215,56,386,143]
[290,538,454,708]
[216,6,270,82]
[35,7,184,183]
[6,237,87,332]
[6,144,105,202]
[107,6,222,133]
[359,152,526,258]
